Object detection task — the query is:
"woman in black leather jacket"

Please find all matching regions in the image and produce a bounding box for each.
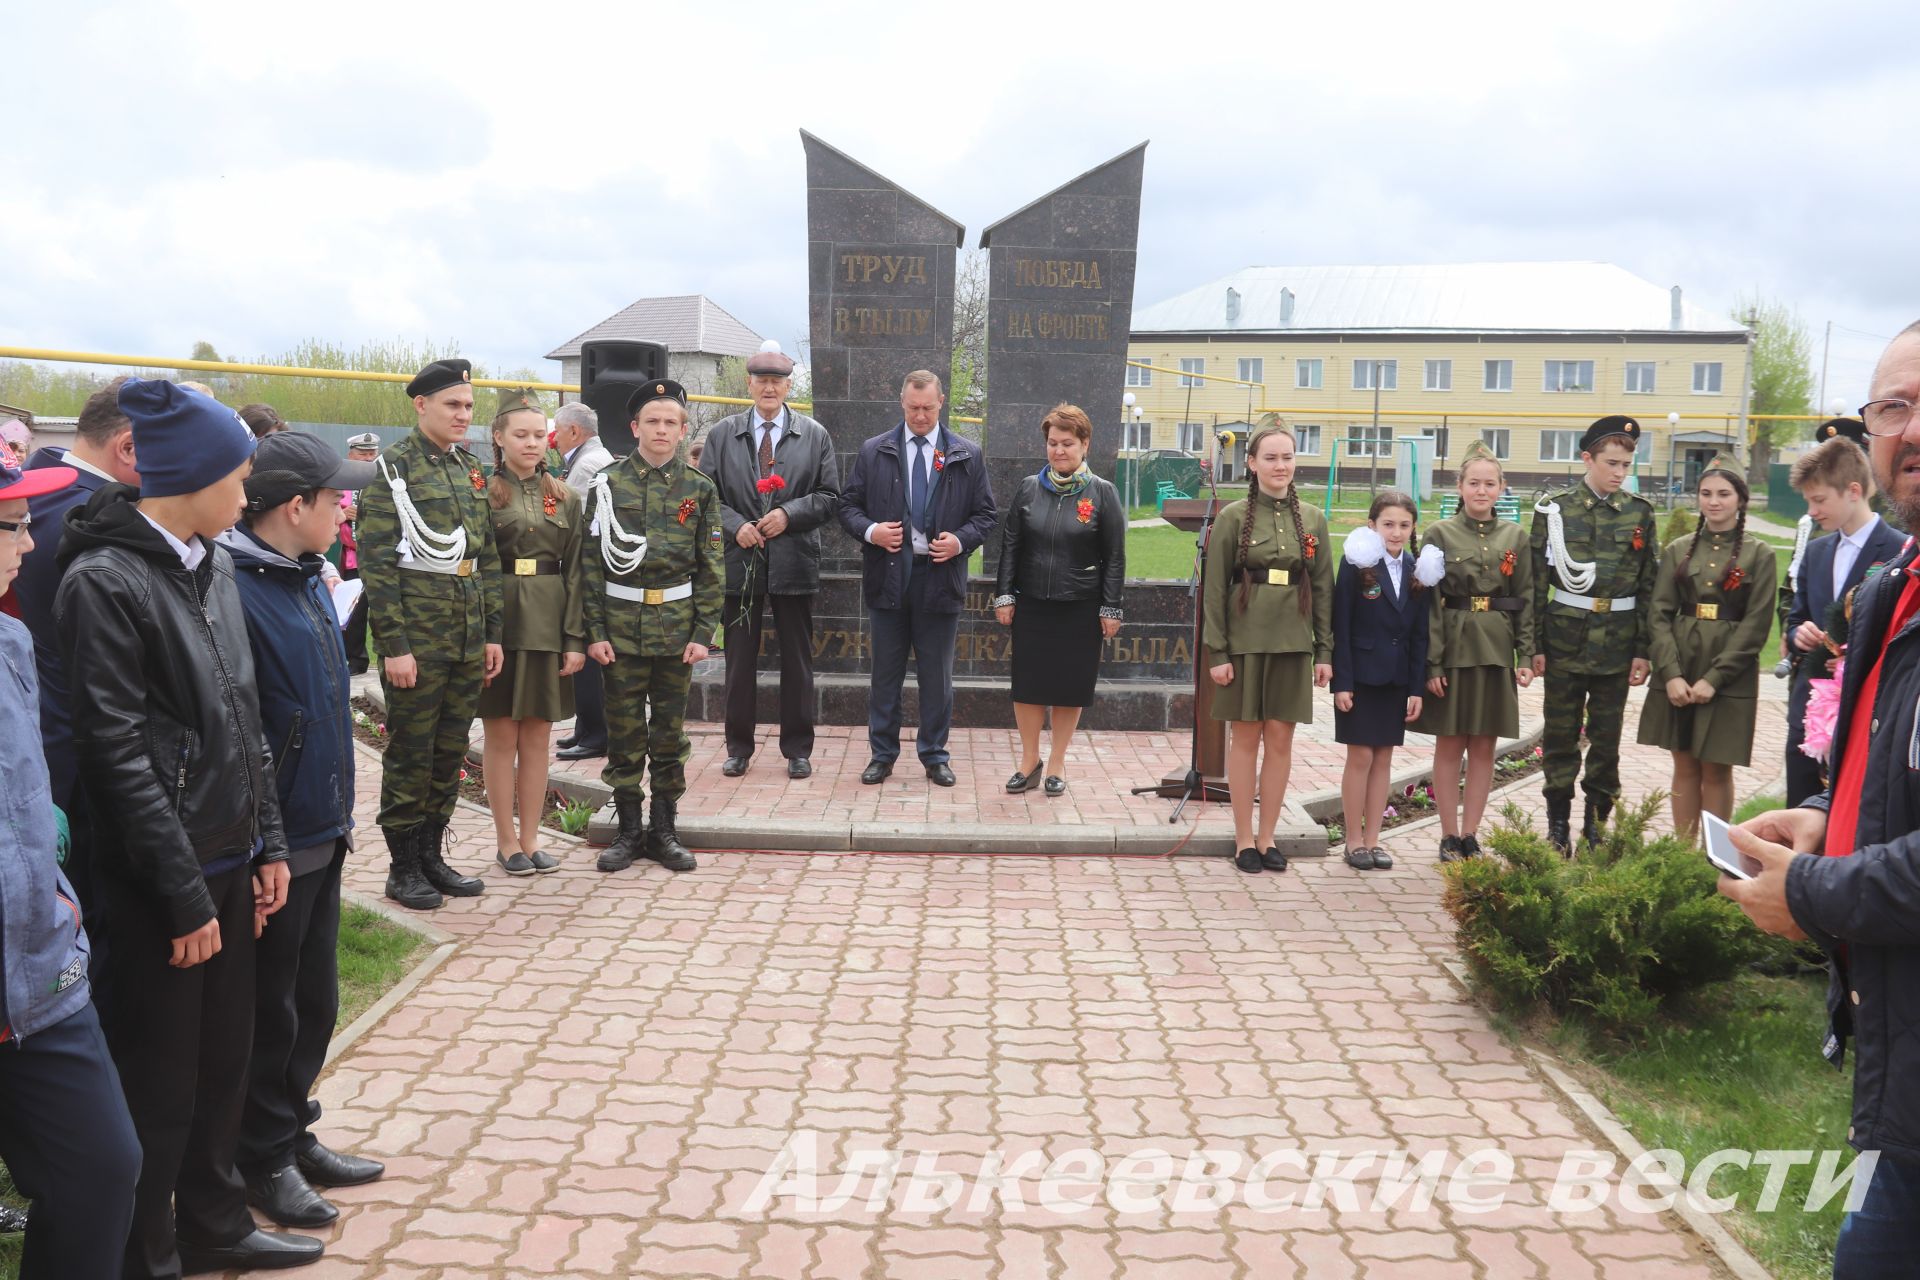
[991,404,1125,796]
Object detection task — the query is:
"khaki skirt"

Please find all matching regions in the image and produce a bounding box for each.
[1208,651,1314,724]
[1410,664,1518,738]
[477,648,576,723]
[1636,688,1758,767]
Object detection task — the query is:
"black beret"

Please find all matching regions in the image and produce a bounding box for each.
[1580,414,1641,454]
[406,359,472,399]
[1816,417,1868,448]
[626,379,688,418]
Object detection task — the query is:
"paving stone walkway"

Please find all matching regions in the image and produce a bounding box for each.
[266,692,1793,1278]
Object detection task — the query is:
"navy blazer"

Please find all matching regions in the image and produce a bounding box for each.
[837,425,997,615]
[1789,517,1907,642]
[13,447,114,806]
[1331,552,1430,698]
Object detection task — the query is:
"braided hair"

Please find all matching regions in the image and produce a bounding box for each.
[1676,467,1750,591]
[488,406,570,511]
[1235,422,1300,614]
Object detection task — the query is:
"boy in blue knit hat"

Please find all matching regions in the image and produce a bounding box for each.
[54,380,325,1276]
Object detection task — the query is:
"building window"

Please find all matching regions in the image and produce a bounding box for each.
[1424,359,1452,391]
[1625,361,1656,394]
[1541,429,1582,462]
[1635,433,1654,466]
[1296,359,1323,389]
[1543,360,1595,393]
[1484,359,1512,392]
[1480,428,1511,459]
[1422,425,1450,459]
[1693,361,1724,394]
[1237,357,1264,384]
[1346,424,1395,457]
[1293,424,1322,455]
[1122,418,1151,452]
[1352,359,1398,391]
[1125,363,1151,388]
[1179,358,1206,388]
[1176,421,1205,452]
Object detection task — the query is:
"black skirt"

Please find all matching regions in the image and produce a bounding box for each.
[1334,682,1412,746]
[1009,596,1104,707]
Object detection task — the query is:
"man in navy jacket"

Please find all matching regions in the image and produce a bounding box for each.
[837,371,996,787]
[1728,322,1920,1278]
[220,432,387,1229]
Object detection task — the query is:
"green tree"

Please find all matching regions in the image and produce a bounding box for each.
[1739,296,1816,488]
[950,249,988,422]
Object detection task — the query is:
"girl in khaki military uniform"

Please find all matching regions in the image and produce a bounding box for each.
[1203,421,1333,875]
[1637,457,1775,836]
[1413,441,1535,862]
[479,394,587,874]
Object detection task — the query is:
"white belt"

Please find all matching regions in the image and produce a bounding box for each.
[1554,591,1636,614]
[605,580,692,605]
[399,558,476,577]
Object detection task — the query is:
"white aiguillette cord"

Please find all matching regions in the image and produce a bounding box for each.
[379,456,467,567]
[1532,496,1596,594]
[1787,514,1813,590]
[589,474,648,576]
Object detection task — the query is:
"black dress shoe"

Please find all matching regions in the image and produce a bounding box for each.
[925,763,957,787]
[245,1165,338,1229]
[556,742,607,761]
[556,734,578,750]
[861,760,893,785]
[1438,834,1465,863]
[1458,834,1482,859]
[296,1142,385,1188]
[1043,775,1066,797]
[1371,847,1394,870]
[1261,846,1289,872]
[787,757,812,779]
[177,1227,323,1274]
[1005,767,1043,794]
[721,755,749,777]
[1235,847,1263,874]
[1344,846,1375,870]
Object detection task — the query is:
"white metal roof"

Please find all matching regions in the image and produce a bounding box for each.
[1131,263,1743,335]
[545,295,766,361]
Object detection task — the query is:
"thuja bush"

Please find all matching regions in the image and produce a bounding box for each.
[1661,505,1698,544]
[1442,796,1783,1033]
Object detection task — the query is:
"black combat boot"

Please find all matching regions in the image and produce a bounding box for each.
[1545,797,1573,857]
[597,793,645,872]
[383,826,441,911]
[416,822,484,897]
[1583,796,1613,848]
[645,796,697,872]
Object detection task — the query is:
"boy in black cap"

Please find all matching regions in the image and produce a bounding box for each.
[54,380,323,1275]
[355,359,503,909]
[1529,415,1660,852]
[583,380,723,873]
[218,432,387,1228]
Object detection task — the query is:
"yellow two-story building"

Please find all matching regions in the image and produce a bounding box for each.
[1122,262,1751,499]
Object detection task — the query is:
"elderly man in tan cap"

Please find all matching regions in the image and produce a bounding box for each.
[701,343,840,779]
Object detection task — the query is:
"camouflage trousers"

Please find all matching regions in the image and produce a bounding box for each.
[601,654,694,803]
[1541,670,1632,802]
[379,656,483,828]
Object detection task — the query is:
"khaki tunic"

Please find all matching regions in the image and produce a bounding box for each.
[1529,480,1659,674]
[1420,513,1535,675]
[1637,529,1778,764]
[490,471,586,655]
[1202,492,1334,666]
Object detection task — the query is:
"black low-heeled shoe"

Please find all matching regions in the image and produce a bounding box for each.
[1438,834,1465,863]
[1261,846,1289,872]
[1235,847,1263,873]
[1005,767,1043,794]
[1371,847,1394,870]
[1344,846,1374,870]
[1458,834,1482,858]
[1043,775,1066,796]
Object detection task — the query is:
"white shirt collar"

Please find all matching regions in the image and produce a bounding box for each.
[1843,514,1881,549]
[63,451,118,484]
[138,510,206,572]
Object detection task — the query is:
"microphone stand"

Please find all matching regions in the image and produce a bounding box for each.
[1132,442,1230,821]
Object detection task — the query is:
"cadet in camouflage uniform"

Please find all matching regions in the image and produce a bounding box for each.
[1529,415,1659,853]
[356,359,503,908]
[582,379,723,874]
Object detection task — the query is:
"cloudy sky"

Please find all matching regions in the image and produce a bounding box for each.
[7,0,1913,406]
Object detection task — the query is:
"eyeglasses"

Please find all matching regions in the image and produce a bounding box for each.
[0,514,30,544]
[1859,399,1920,437]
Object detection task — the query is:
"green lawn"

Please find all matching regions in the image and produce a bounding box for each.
[0,904,426,1274]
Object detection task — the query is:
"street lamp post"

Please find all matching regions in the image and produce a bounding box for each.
[1123,391,1137,509]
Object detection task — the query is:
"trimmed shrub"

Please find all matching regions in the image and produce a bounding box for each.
[1442,796,1782,1033]
[1662,505,1697,544]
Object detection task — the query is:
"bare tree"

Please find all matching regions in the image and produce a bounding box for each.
[950,249,988,418]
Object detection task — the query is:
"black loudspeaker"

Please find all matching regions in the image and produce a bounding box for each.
[580,339,670,456]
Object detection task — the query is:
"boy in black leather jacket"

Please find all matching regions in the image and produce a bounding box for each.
[54,380,323,1278]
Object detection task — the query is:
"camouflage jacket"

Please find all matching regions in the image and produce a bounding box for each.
[1528,480,1658,674]
[356,430,503,662]
[582,453,724,656]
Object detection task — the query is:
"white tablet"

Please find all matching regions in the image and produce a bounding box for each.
[1701,811,1752,880]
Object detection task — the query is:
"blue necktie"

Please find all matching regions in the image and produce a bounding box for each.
[911,435,930,533]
